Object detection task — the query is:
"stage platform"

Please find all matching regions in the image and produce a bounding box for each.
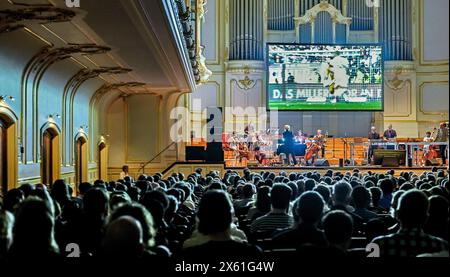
[226,166,448,176]
[161,161,447,178]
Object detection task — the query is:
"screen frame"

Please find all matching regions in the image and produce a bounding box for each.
[265,42,385,112]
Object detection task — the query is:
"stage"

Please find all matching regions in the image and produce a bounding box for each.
[161,161,448,179]
[226,165,448,176]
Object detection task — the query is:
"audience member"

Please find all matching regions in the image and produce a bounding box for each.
[372,190,448,257]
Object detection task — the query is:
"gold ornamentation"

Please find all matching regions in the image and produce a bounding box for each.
[386,66,409,91]
[236,66,256,90]
[197,0,207,22]
[319,1,330,9]
[197,46,212,83]
[195,0,211,83]
[294,0,351,43]
[238,76,255,90]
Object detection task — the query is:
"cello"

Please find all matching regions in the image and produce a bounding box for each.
[422,129,439,166]
[305,143,321,165]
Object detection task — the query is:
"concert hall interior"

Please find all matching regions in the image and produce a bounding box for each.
[0,0,449,263]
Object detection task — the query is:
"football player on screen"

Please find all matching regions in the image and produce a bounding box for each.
[320,50,349,103]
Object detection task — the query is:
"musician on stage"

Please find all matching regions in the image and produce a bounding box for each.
[313,129,326,158]
[254,145,267,165]
[368,126,380,140]
[422,131,435,166]
[282,125,297,166]
[296,130,306,144]
[368,126,381,163]
[383,124,398,141]
[434,122,449,165]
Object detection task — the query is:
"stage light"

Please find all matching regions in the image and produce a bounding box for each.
[0,95,15,102]
[48,113,61,119]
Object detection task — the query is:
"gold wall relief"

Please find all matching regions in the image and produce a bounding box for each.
[234,67,256,91]
[386,66,409,91]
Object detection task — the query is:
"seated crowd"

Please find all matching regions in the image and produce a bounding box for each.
[0,167,449,261]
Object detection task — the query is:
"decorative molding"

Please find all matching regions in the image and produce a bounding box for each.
[20,44,111,164]
[295,1,352,25]
[0,6,76,33]
[235,66,256,91]
[418,0,449,67]
[294,0,351,43]
[0,101,18,190]
[418,81,450,115]
[226,60,266,73]
[62,67,132,164]
[0,98,19,123]
[385,66,409,91]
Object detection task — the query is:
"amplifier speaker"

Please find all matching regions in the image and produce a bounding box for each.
[206,142,224,162]
[382,156,399,167]
[186,146,205,161]
[314,159,330,167]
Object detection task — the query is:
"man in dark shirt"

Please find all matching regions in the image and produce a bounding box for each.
[368,126,381,140]
[182,190,261,260]
[368,126,381,162]
[351,186,378,222]
[250,184,294,234]
[272,191,328,250]
[372,190,448,257]
[383,124,398,140]
[282,125,297,165]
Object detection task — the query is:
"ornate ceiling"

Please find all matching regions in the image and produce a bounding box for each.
[0,0,196,96]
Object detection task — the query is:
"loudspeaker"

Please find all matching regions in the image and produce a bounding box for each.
[382,156,399,167]
[206,107,223,143]
[314,159,330,167]
[206,142,224,162]
[186,146,205,161]
[339,158,344,167]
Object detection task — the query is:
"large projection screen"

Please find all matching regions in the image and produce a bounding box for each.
[267,44,384,111]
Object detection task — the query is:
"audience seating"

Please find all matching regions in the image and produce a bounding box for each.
[0,167,448,261]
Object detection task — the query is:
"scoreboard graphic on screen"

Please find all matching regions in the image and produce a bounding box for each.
[267,44,384,111]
